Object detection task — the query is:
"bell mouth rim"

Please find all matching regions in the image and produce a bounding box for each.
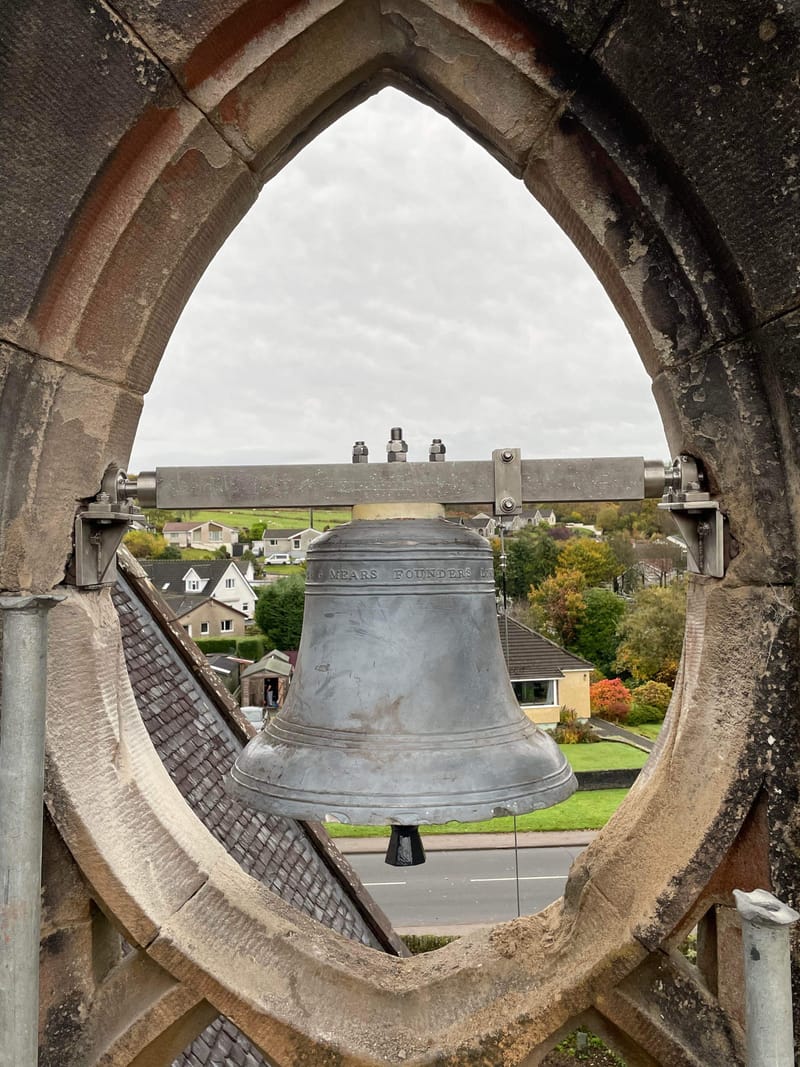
[225,765,577,826]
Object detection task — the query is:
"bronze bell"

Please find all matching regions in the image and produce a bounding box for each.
[227,508,576,859]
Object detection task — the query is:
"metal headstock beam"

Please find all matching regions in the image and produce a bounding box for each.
[127,456,668,510]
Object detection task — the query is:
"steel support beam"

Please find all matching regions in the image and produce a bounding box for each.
[129,456,667,510]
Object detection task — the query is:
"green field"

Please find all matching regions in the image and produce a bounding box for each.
[325,789,629,837]
[165,508,351,529]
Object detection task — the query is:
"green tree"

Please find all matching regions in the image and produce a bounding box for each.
[123,530,168,558]
[557,538,621,587]
[528,568,587,646]
[571,588,626,676]
[501,528,560,599]
[157,543,182,560]
[596,503,621,532]
[254,574,305,650]
[615,579,687,685]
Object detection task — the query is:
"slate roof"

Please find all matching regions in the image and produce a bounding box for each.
[113,553,405,1067]
[497,614,594,680]
[161,591,248,619]
[141,557,251,593]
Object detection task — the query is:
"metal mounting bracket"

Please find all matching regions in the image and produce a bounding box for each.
[658,455,726,577]
[72,466,145,588]
[493,448,522,516]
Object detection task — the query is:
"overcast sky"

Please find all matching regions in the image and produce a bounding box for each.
[130,88,669,473]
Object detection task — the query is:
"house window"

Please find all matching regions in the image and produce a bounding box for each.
[200,622,209,635]
[169,532,180,540]
[182,624,191,636]
[186,579,201,592]
[292,538,301,549]
[192,529,201,541]
[224,577,235,588]
[268,539,278,546]
[241,603,248,614]
[209,529,222,541]
[512,679,555,706]
[220,619,233,632]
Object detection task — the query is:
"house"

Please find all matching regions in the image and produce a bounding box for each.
[497,614,594,727]
[163,518,240,553]
[253,526,322,560]
[140,558,258,631]
[506,509,557,532]
[461,513,497,539]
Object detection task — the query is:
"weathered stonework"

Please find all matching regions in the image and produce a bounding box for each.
[1,0,799,1063]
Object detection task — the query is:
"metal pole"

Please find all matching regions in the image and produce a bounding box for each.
[0,594,63,1067]
[733,888,799,1067]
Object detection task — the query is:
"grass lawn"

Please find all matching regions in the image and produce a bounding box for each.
[325,789,629,837]
[169,508,351,529]
[625,722,663,741]
[560,741,648,771]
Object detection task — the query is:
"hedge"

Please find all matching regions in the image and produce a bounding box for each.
[195,638,237,654]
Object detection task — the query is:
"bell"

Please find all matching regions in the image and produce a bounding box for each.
[227,508,576,856]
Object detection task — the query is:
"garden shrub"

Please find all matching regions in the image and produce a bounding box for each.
[630,680,672,712]
[401,934,458,954]
[236,636,265,662]
[553,705,598,743]
[625,703,665,726]
[195,637,237,654]
[589,678,632,722]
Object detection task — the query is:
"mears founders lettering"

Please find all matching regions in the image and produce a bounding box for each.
[328,568,378,580]
[326,565,492,581]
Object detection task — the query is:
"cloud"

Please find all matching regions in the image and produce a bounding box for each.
[131,88,669,474]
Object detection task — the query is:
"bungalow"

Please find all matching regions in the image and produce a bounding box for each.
[163,519,239,554]
[253,527,322,560]
[507,509,557,531]
[497,614,594,727]
[140,558,257,621]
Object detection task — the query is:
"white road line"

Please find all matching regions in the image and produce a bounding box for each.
[363,881,407,887]
[469,876,565,883]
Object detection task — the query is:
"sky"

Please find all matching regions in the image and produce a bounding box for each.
[130,88,669,473]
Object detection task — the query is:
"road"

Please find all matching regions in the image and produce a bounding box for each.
[348,845,585,932]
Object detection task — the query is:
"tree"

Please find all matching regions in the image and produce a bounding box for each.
[528,568,587,646]
[596,503,621,532]
[123,530,167,558]
[158,543,182,560]
[501,527,560,600]
[571,588,627,676]
[589,678,632,722]
[254,574,305,650]
[557,537,621,587]
[615,579,687,685]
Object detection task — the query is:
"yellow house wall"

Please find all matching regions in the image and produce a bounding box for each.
[520,670,591,727]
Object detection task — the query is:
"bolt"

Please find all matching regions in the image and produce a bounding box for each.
[352,441,369,464]
[386,427,408,462]
[501,450,514,462]
[501,497,516,512]
[429,438,446,462]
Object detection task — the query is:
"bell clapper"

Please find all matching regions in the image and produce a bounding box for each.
[385,825,426,867]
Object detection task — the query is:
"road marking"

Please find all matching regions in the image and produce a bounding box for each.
[469,876,565,883]
[363,881,407,887]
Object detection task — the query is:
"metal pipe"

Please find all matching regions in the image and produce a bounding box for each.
[129,456,668,510]
[733,888,799,1067]
[0,593,63,1067]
